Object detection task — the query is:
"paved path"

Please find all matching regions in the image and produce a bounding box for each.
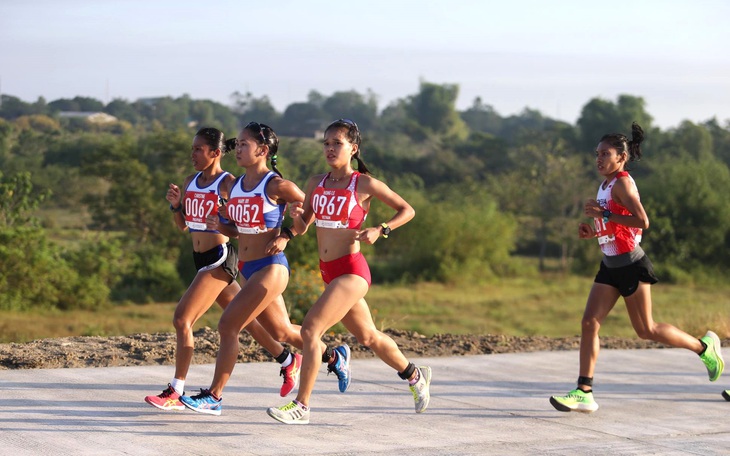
[1,349,729,455]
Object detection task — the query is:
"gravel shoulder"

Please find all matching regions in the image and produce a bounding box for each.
[0,327,687,370]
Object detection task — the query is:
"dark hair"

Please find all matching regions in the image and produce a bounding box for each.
[195,127,232,154]
[599,122,645,167]
[325,119,371,175]
[244,121,282,178]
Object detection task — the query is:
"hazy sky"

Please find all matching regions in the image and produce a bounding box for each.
[1,0,729,129]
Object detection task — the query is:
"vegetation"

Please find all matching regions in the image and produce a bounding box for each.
[2,278,727,343]
[1,82,729,342]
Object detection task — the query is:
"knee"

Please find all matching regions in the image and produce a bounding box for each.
[217,318,240,340]
[634,325,656,341]
[352,328,378,348]
[300,323,324,346]
[581,316,601,335]
[172,314,193,334]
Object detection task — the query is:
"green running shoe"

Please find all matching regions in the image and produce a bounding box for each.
[550,388,599,413]
[722,390,730,401]
[699,330,724,382]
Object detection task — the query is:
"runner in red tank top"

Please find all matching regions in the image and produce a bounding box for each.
[267,119,432,425]
[550,123,724,413]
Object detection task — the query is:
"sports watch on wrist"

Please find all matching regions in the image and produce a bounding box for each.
[380,223,391,239]
[602,209,612,223]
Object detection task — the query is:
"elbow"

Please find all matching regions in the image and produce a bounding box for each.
[641,217,650,230]
[404,205,415,223]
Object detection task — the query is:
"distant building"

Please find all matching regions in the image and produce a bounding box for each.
[58,111,118,124]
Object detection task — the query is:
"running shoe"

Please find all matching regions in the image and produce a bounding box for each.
[550,388,599,413]
[410,366,432,413]
[699,330,724,382]
[179,389,222,416]
[327,344,351,393]
[722,390,730,401]
[280,352,302,397]
[144,384,185,411]
[267,401,310,425]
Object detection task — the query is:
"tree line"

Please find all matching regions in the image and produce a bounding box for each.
[1,81,730,312]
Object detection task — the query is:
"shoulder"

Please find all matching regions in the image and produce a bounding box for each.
[182,173,197,187]
[220,173,238,192]
[356,173,384,191]
[221,172,238,186]
[612,173,639,194]
[307,173,327,187]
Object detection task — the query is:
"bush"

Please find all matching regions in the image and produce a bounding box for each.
[0,227,112,311]
[284,262,325,324]
[112,247,186,303]
[381,195,516,283]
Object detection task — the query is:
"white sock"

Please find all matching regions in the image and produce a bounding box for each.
[408,369,420,386]
[280,353,293,368]
[171,378,185,395]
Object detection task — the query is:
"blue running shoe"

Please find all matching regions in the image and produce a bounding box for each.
[327,344,351,393]
[180,389,222,416]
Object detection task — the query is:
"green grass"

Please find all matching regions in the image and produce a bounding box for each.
[1,275,728,343]
[367,275,730,339]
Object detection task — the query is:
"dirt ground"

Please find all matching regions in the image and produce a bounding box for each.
[0,327,687,370]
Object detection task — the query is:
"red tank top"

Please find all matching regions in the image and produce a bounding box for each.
[312,172,367,229]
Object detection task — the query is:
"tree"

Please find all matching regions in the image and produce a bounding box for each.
[230,91,281,127]
[105,98,140,124]
[488,132,592,271]
[0,171,49,228]
[48,96,104,113]
[279,102,326,138]
[0,94,37,120]
[641,158,730,268]
[404,81,468,139]
[321,90,378,132]
[460,97,503,135]
[577,95,653,151]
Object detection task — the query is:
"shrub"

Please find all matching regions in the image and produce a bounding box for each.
[284,263,325,324]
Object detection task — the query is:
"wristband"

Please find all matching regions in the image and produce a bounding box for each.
[170,204,183,213]
[280,226,294,240]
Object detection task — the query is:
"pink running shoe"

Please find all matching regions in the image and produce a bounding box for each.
[280,353,302,397]
[145,384,185,411]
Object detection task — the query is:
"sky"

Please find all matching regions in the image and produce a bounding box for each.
[1,0,729,129]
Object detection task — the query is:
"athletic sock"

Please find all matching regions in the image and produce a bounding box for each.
[293,399,308,411]
[275,348,292,366]
[280,353,293,368]
[171,378,184,395]
[408,368,420,386]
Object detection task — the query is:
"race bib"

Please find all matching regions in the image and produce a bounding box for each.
[594,217,615,245]
[227,196,267,234]
[183,191,218,230]
[312,188,350,229]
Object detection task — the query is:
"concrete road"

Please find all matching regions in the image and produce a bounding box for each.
[1,349,729,455]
